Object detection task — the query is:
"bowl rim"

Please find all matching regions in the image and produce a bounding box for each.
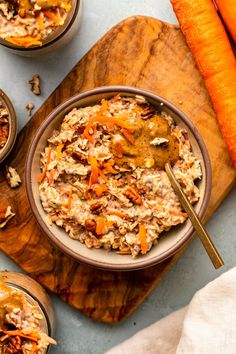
[26,85,212,271]
[0,89,17,164]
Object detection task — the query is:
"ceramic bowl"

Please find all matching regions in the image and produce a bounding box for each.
[0,90,17,164]
[26,86,212,271]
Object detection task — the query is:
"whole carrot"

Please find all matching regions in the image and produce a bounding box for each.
[171,0,236,168]
[215,0,236,44]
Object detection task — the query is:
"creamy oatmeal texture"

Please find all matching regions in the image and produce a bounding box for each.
[0,0,71,47]
[0,281,56,353]
[39,95,202,257]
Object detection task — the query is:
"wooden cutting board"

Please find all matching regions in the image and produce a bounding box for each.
[0,16,235,323]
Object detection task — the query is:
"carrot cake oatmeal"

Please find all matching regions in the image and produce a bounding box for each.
[0,0,72,48]
[0,100,9,149]
[0,281,56,353]
[38,95,202,257]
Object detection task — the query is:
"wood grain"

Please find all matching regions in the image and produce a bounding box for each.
[0,16,235,323]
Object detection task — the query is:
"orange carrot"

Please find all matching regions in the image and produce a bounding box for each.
[96,216,106,235]
[5,35,42,48]
[103,160,117,174]
[3,330,39,342]
[37,12,45,31]
[67,188,72,210]
[98,168,108,183]
[43,10,61,25]
[115,142,123,159]
[139,224,147,255]
[88,156,99,184]
[171,0,236,168]
[48,169,55,185]
[215,0,236,44]
[93,183,108,197]
[106,209,131,220]
[56,143,64,160]
[120,128,135,144]
[38,147,51,183]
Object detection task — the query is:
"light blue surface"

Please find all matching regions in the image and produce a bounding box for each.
[0,1,236,353]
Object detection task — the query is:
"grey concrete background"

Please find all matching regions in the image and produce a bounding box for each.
[0,1,235,353]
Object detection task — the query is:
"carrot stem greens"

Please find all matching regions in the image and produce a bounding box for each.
[171,0,236,168]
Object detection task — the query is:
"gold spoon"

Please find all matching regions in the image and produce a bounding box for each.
[165,162,224,269]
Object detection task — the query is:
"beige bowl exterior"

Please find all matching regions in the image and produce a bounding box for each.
[26,86,212,271]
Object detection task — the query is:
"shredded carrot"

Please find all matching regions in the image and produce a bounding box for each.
[139,224,147,255]
[67,188,72,210]
[100,99,109,113]
[37,12,45,31]
[38,147,51,183]
[103,160,117,174]
[5,35,42,48]
[171,0,236,168]
[88,156,99,184]
[43,10,61,25]
[48,169,55,185]
[106,209,131,219]
[115,142,123,159]
[120,128,135,144]
[93,183,108,197]
[56,143,64,160]
[98,168,108,183]
[215,0,236,44]
[96,216,106,235]
[3,330,39,342]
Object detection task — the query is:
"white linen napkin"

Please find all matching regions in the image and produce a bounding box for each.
[106,267,236,354]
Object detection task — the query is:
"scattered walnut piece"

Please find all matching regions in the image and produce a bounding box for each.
[5,166,21,188]
[0,206,15,228]
[26,103,35,116]
[29,74,41,95]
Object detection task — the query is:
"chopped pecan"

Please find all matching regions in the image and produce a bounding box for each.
[5,166,22,188]
[90,202,103,214]
[84,219,97,233]
[29,74,41,95]
[123,186,142,205]
[5,335,22,353]
[77,125,86,134]
[71,151,87,163]
[141,105,156,120]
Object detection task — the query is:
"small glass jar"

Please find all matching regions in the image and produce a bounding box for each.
[0,271,55,353]
[0,90,17,164]
[0,0,82,56]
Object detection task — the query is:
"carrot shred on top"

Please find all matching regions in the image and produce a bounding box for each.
[88,156,99,184]
[139,224,147,255]
[96,216,106,235]
[38,147,52,183]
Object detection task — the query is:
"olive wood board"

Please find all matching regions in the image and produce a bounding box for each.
[0,16,235,323]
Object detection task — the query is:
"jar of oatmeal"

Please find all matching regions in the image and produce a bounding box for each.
[0,0,82,56]
[0,271,56,353]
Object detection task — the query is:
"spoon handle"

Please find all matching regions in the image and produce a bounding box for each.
[165,162,224,269]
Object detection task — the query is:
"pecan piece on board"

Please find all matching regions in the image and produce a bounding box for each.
[0,206,15,228]
[29,74,41,95]
[5,165,22,188]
